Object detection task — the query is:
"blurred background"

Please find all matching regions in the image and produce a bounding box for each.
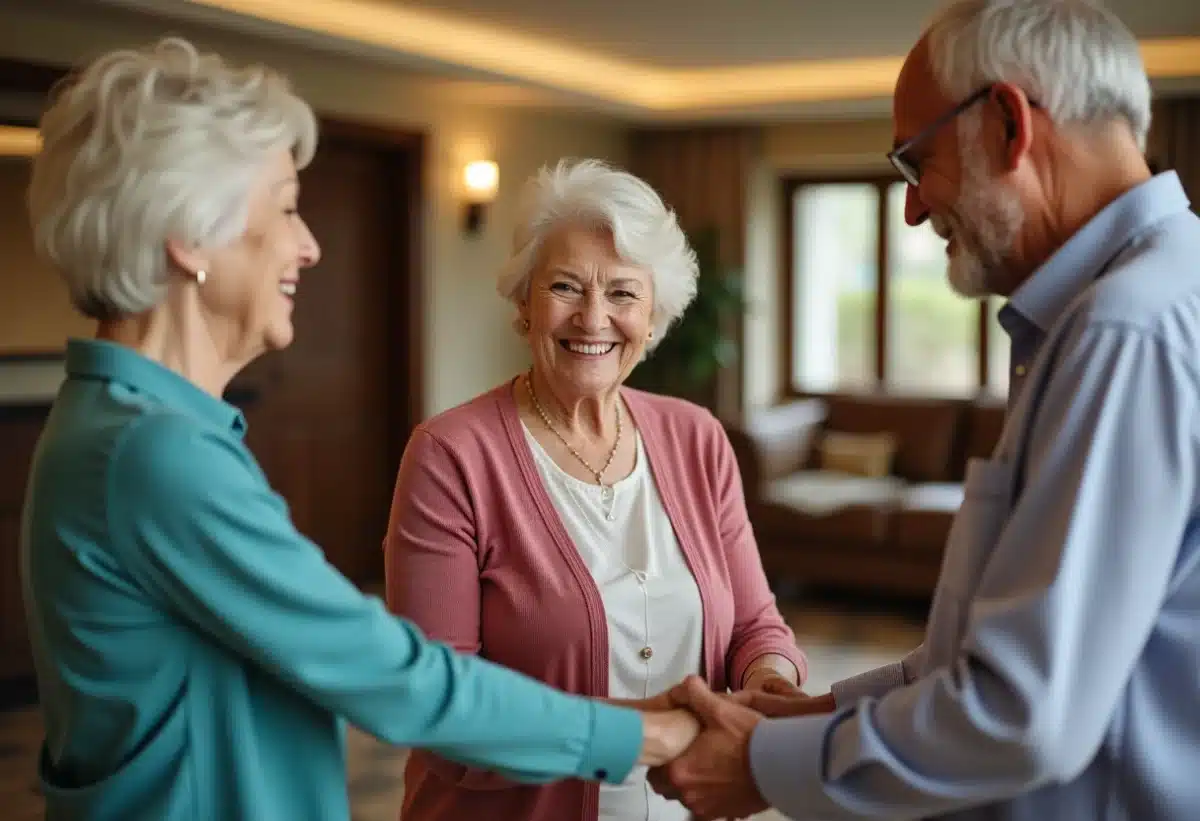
[2,0,1199,817]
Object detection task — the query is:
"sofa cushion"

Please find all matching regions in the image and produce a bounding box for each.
[727,399,828,487]
[901,482,964,512]
[818,431,898,478]
[891,482,963,559]
[757,470,900,545]
[965,401,1006,462]
[762,469,905,517]
[824,395,964,482]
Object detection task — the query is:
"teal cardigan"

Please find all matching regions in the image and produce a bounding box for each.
[19,339,641,821]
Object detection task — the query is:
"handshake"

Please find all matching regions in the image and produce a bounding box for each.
[628,674,836,820]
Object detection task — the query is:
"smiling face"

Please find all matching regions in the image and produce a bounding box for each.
[183,147,321,362]
[936,129,1025,298]
[892,40,1025,297]
[520,223,655,401]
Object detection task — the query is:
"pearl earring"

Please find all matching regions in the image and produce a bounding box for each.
[196,269,207,286]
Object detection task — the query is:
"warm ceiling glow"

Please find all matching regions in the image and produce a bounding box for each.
[186,0,664,105]
[1138,37,1200,78]
[185,0,1200,112]
[463,160,499,202]
[0,125,40,157]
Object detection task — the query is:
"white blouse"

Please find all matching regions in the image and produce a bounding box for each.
[523,424,703,821]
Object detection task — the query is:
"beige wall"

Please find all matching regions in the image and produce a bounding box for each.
[0,158,92,354]
[765,118,894,173]
[0,6,628,415]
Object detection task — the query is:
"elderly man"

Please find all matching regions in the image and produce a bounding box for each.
[652,0,1200,819]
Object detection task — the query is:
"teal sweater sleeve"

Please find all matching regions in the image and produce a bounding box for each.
[106,415,642,785]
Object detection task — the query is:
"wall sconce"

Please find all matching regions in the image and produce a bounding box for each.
[0,125,41,157]
[462,160,498,235]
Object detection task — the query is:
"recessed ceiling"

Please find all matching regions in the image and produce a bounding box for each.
[86,0,1200,119]
[378,0,1200,68]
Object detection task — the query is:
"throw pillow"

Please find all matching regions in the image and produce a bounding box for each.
[818,431,898,478]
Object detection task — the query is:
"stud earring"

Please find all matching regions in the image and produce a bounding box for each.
[195,269,207,286]
[522,319,530,332]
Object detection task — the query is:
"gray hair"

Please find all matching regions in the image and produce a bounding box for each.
[926,0,1151,150]
[27,37,318,320]
[496,159,698,351]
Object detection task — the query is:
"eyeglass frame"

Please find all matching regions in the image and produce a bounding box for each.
[887,84,1038,187]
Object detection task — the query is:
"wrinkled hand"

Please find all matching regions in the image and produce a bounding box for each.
[637,706,702,768]
[727,689,837,718]
[741,668,802,696]
[647,675,769,821]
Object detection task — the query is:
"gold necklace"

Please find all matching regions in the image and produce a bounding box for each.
[524,372,622,519]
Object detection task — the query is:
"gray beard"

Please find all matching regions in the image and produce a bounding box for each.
[945,114,1025,298]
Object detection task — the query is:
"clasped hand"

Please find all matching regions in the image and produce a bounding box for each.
[636,676,836,821]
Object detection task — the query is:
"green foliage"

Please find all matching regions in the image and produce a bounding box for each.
[627,227,745,404]
[836,279,975,350]
[831,279,980,386]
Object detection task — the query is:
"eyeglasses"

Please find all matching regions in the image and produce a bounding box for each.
[888,84,1038,187]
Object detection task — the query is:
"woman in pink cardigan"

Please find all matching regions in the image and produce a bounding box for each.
[383,158,807,821]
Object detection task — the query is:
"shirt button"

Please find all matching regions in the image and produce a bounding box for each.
[595,769,608,780]
[639,646,653,660]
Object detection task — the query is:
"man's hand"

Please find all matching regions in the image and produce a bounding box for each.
[647,675,770,821]
[728,688,837,718]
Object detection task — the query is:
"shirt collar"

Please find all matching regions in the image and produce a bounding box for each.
[66,338,247,435]
[1007,170,1192,332]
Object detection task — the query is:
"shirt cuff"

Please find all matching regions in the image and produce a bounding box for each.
[575,701,642,785]
[829,661,906,707]
[749,713,847,820]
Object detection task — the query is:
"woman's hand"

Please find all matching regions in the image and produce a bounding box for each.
[637,708,702,767]
[728,688,837,718]
[741,666,801,695]
[605,691,675,712]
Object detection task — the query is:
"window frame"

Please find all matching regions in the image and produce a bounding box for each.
[779,173,994,397]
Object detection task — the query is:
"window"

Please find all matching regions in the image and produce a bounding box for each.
[789,183,877,391]
[785,176,1009,398]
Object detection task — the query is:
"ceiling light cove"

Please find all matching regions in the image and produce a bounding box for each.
[186,0,669,105]
[186,0,1200,112]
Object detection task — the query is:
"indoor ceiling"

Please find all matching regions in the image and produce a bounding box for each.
[83,0,1200,120]
[378,0,1200,67]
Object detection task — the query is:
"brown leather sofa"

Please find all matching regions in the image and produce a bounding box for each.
[726,394,1005,598]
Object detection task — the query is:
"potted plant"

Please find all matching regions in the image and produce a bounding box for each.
[627,226,745,408]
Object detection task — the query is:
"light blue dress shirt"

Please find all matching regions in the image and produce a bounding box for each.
[19,339,642,821]
[750,171,1200,820]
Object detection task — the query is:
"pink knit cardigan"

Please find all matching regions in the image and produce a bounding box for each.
[383,381,806,821]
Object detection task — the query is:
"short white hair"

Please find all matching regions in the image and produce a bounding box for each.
[496,159,699,351]
[926,0,1151,150]
[27,37,318,320]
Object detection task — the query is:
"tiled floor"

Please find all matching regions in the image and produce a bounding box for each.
[0,594,925,821]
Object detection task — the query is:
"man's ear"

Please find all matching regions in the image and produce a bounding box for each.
[991,82,1034,172]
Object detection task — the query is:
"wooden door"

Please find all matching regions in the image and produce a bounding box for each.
[237,130,422,586]
[0,407,45,685]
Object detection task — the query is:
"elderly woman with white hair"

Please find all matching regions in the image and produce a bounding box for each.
[384,158,807,821]
[19,40,701,821]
